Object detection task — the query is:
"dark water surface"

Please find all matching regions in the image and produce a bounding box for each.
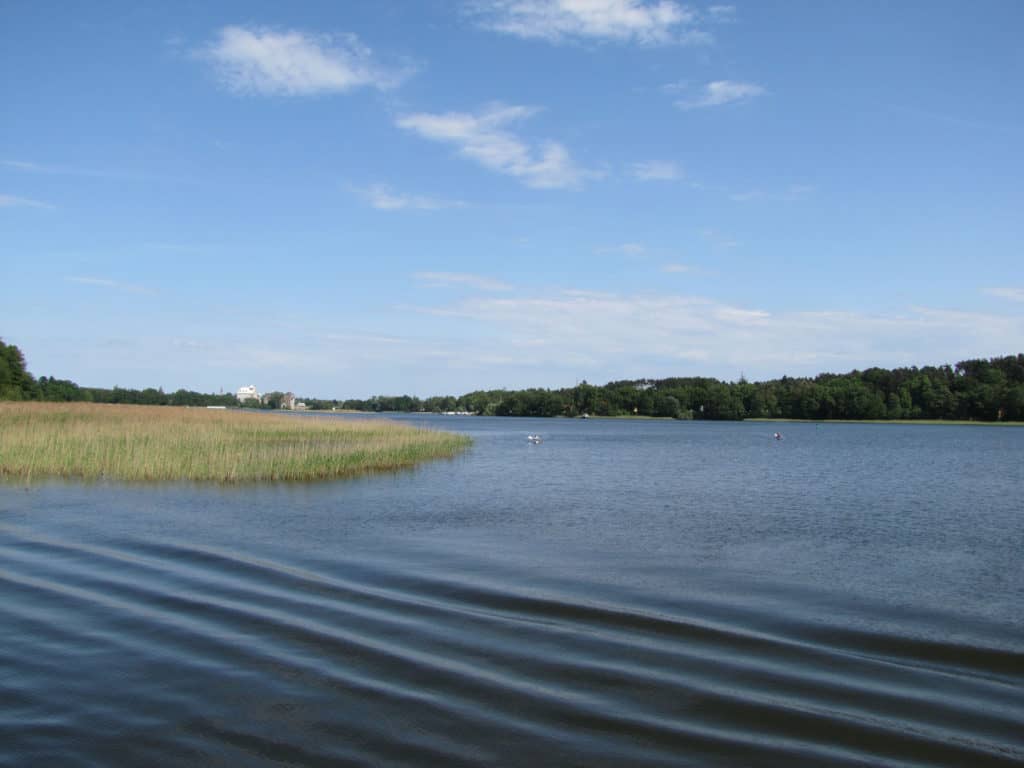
[2,416,1022,766]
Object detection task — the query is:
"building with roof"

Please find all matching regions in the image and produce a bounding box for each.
[236,384,259,403]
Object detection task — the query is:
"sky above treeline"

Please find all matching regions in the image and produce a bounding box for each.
[2,1,1022,398]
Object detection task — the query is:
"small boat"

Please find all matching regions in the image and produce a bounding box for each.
[527,434,543,444]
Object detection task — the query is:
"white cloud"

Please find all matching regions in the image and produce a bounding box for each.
[396,104,593,189]
[469,0,700,45]
[414,272,513,292]
[203,25,408,95]
[702,228,739,248]
[408,289,1024,380]
[631,160,682,181]
[0,194,51,209]
[41,288,1022,396]
[661,263,691,273]
[3,158,189,183]
[360,184,466,211]
[706,4,736,22]
[730,184,815,203]
[985,287,1024,302]
[66,276,150,294]
[68,276,119,287]
[324,332,409,346]
[2,160,46,172]
[729,190,761,202]
[677,80,764,109]
[140,242,214,253]
[596,242,646,257]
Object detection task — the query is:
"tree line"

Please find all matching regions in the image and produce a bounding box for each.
[335,355,1024,422]
[0,339,238,407]
[2,338,1022,421]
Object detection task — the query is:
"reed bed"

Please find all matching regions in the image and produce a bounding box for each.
[0,402,471,483]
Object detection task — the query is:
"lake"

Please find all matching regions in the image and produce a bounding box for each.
[1,416,1022,766]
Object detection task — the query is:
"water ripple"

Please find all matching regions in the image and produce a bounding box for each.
[2,519,1022,767]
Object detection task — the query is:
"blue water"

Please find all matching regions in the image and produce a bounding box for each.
[2,416,1022,766]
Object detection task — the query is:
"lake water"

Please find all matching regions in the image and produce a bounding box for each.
[2,416,1022,766]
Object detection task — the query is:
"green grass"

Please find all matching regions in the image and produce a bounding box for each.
[0,402,471,483]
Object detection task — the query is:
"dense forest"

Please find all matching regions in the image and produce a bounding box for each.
[334,355,1024,422]
[2,339,1022,421]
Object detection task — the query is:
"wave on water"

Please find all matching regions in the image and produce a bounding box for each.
[2,523,1022,767]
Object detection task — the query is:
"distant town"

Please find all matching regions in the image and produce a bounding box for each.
[235,385,308,411]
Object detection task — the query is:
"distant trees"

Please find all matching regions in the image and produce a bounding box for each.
[166,389,235,407]
[335,354,1024,423]
[38,376,87,402]
[0,340,239,407]
[2,338,1023,423]
[262,391,285,410]
[0,340,38,400]
[75,387,237,407]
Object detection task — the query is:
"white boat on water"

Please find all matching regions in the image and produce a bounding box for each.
[527,434,543,444]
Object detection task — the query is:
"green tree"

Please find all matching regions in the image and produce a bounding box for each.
[38,376,87,402]
[0,339,38,400]
[1003,383,1024,420]
[654,394,681,418]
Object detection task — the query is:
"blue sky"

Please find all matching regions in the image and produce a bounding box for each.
[2,1,1022,398]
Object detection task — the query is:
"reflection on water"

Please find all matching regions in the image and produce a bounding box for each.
[1,417,1022,766]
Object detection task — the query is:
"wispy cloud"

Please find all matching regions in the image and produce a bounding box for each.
[396,103,594,189]
[702,228,739,249]
[631,160,682,181]
[706,4,736,23]
[408,289,1024,380]
[468,0,704,45]
[985,287,1024,302]
[140,241,214,253]
[677,80,764,109]
[66,276,151,294]
[45,291,1024,395]
[2,160,47,172]
[3,158,183,183]
[0,194,52,209]
[596,242,647,257]
[324,332,409,346]
[660,79,689,94]
[729,184,814,203]
[202,25,410,95]
[359,183,466,211]
[414,271,513,292]
[661,263,691,273]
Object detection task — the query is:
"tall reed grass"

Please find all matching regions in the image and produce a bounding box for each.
[0,403,471,483]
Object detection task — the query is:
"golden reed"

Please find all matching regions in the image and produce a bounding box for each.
[0,402,471,482]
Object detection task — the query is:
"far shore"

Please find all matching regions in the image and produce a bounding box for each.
[336,411,1023,425]
[745,417,1023,427]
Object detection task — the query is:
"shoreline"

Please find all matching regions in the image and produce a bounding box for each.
[343,411,1023,426]
[745,417,1024,427]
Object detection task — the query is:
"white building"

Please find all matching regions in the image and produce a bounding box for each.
[236,384,259,403]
